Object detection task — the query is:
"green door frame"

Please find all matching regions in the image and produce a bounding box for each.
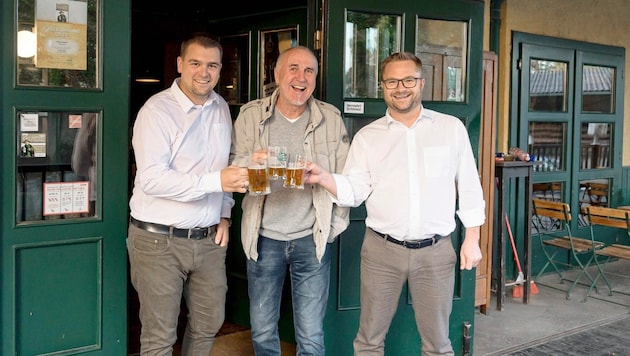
[1,0,130,354]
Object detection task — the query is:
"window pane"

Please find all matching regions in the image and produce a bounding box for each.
[580,123,612,169]
[416,18,467,102]
[533,181,563,202]
[343,11,401,98]
[532,181,564,232]
[578,179,610,226]
[219,34,250,105]
[528,121,567,172]
[17,111,98,222]
[17,0,100,88]
[582,65,615,113]
[529,60,567,112]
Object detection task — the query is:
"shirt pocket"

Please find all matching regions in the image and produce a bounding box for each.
[424,146,451,178]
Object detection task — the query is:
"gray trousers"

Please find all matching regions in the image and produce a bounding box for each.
[353,228,456,356]
[127,223,227,356]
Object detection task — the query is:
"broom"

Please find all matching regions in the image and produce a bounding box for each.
[504,213,539,297]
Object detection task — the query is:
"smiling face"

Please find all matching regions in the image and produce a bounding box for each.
[381,59,425,120]
[273,47,318,117]
[176,42,222,105]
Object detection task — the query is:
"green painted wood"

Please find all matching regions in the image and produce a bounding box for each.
[1,0,130,354]
[16,239,102,354]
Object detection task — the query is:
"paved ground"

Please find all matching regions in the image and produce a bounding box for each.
[504,315,630,355]
[474,259,630,356]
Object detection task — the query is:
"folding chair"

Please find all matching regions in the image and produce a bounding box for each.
[532,199,605,300]
[583,206,630,300]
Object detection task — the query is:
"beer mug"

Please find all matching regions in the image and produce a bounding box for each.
[283,154,306,189]
[247,157,271,195]
[267,146,287,180]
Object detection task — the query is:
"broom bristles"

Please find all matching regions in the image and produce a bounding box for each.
[512,281,539,298]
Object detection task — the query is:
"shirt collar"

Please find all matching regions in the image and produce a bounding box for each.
[384,104,431,128]
[170,78,217,112]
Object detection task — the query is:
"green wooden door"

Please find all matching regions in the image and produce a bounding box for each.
[322,0,485,354]
[1,0,130,354]
[513,34,625,272]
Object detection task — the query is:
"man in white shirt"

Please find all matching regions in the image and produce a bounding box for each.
[305,52,485,355]
[128,33,249,355]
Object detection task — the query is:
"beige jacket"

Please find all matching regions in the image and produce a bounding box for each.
[230,89,350,261]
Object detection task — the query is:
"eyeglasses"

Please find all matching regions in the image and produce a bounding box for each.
[381,77,423,89]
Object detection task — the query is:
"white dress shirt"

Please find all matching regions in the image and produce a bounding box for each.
[333,107,485,240]
[129,78,234,228]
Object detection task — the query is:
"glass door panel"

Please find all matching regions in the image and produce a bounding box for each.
[528,59,568,112]
[343,11,401,99]
[416,18,468,102]
[580,122,612,169]
[582,65,615,113]
[16,111,99,222]
[17,0,100,89]
[528,121,567,173]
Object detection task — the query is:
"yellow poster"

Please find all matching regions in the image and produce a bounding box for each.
[35,0,88,70]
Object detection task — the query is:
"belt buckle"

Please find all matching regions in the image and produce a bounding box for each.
[187,228,208,239]
[402,240,420,249]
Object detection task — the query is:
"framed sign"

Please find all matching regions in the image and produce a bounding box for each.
[260,27,298,98]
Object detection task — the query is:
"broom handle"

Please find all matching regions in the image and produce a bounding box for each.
[504,213,523,273]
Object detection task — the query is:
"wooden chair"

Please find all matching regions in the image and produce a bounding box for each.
[582,206,630,300]
[532,199,605,300]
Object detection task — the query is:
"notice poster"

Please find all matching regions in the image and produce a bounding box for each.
[43,181,90,215]
[35,0,88,70]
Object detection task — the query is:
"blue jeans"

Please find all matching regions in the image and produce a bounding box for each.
[247,234,331,356]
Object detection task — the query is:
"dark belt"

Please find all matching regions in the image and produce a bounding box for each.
[130,217,217,240]
[371,228,446,249]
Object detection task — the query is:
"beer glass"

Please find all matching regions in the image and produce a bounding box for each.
[247,158,271,195]
[267,146,287,180]
[283,154,306,189]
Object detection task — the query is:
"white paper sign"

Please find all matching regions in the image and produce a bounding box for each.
[43,181,90,215]
[344,101,364,114]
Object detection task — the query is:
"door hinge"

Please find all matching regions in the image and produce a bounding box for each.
[463,322,472,355]
[314,30,322,50]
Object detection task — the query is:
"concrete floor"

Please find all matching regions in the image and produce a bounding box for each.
[474,259,630,356]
